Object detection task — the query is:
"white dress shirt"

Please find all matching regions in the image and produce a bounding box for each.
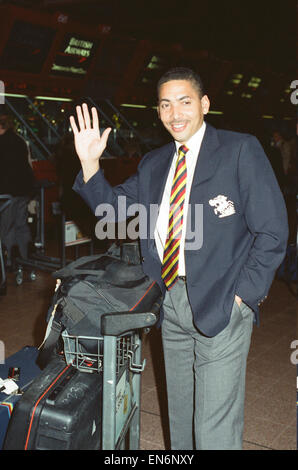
[154,121,206,275]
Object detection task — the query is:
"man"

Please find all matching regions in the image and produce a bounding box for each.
[71,67,288,450]
[271,129,297,244]
[0,113,35,266]
[272,130,293,177]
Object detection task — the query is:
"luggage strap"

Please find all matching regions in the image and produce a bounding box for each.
[36,317,63,369]
[37,298,87,369]
[52,254,116,278]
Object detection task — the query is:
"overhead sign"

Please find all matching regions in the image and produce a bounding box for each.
[0,20,56,74]
[51,33,98,77]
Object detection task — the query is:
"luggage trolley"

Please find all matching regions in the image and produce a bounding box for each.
[62,300,160,450]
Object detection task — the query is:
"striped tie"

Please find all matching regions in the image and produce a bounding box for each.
[161,144,188,290]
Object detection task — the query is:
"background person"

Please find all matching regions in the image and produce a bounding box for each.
[0,113,35,267]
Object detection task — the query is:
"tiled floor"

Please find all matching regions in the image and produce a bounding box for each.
[0,251,297,450]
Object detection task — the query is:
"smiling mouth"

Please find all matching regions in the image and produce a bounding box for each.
[170,122,187,132]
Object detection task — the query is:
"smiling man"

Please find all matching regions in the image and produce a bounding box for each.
[71,67,288,449]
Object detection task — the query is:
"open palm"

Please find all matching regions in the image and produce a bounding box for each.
[69,103,111,163]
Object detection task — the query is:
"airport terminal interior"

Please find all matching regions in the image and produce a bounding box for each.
[0,0,297,451]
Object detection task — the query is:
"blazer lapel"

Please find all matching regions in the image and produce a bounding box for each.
[148,141,175,259]
[186,123,221,239]
[150,141,176,206]
[191,123,221,190]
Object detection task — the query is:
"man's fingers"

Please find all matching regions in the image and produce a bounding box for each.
[82,103,91,129]
[69,115,78,135]
[76,105,85,131]
[101,127,112,146]
[91,106,99,131]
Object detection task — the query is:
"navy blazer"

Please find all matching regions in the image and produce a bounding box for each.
[73,123,289,336]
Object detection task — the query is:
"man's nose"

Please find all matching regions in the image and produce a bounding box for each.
[171,104,182,120]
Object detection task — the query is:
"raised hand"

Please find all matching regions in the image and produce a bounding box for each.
[69,103,111,181]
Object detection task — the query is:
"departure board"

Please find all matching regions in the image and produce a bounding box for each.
[0,20,56,73]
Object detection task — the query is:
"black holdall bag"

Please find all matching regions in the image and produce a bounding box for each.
[37,242,162,369]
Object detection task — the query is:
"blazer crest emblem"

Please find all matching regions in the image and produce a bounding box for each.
[209,195,236,218]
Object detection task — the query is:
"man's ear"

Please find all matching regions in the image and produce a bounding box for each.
[201,95,210,115]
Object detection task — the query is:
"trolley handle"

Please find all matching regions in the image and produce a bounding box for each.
[101,300,161,336]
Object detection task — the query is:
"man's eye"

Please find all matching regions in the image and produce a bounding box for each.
[183,101,191,105]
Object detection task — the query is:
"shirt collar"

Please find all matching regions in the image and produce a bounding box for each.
[174,121,206,156]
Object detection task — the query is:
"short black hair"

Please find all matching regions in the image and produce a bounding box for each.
[157,67,205,99]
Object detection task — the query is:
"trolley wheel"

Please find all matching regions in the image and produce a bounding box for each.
[15,268,23,286]
[29,271,36,281]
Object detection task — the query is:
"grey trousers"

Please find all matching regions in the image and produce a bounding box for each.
[161,279,254,450]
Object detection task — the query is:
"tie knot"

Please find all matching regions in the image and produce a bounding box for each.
[178,145,189,156]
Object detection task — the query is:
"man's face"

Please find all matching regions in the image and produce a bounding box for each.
[157,79,210,144]
[272,131,282,144]
[0,117,8,135]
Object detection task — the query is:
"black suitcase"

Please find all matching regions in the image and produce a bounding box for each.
[3,354,102,450]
